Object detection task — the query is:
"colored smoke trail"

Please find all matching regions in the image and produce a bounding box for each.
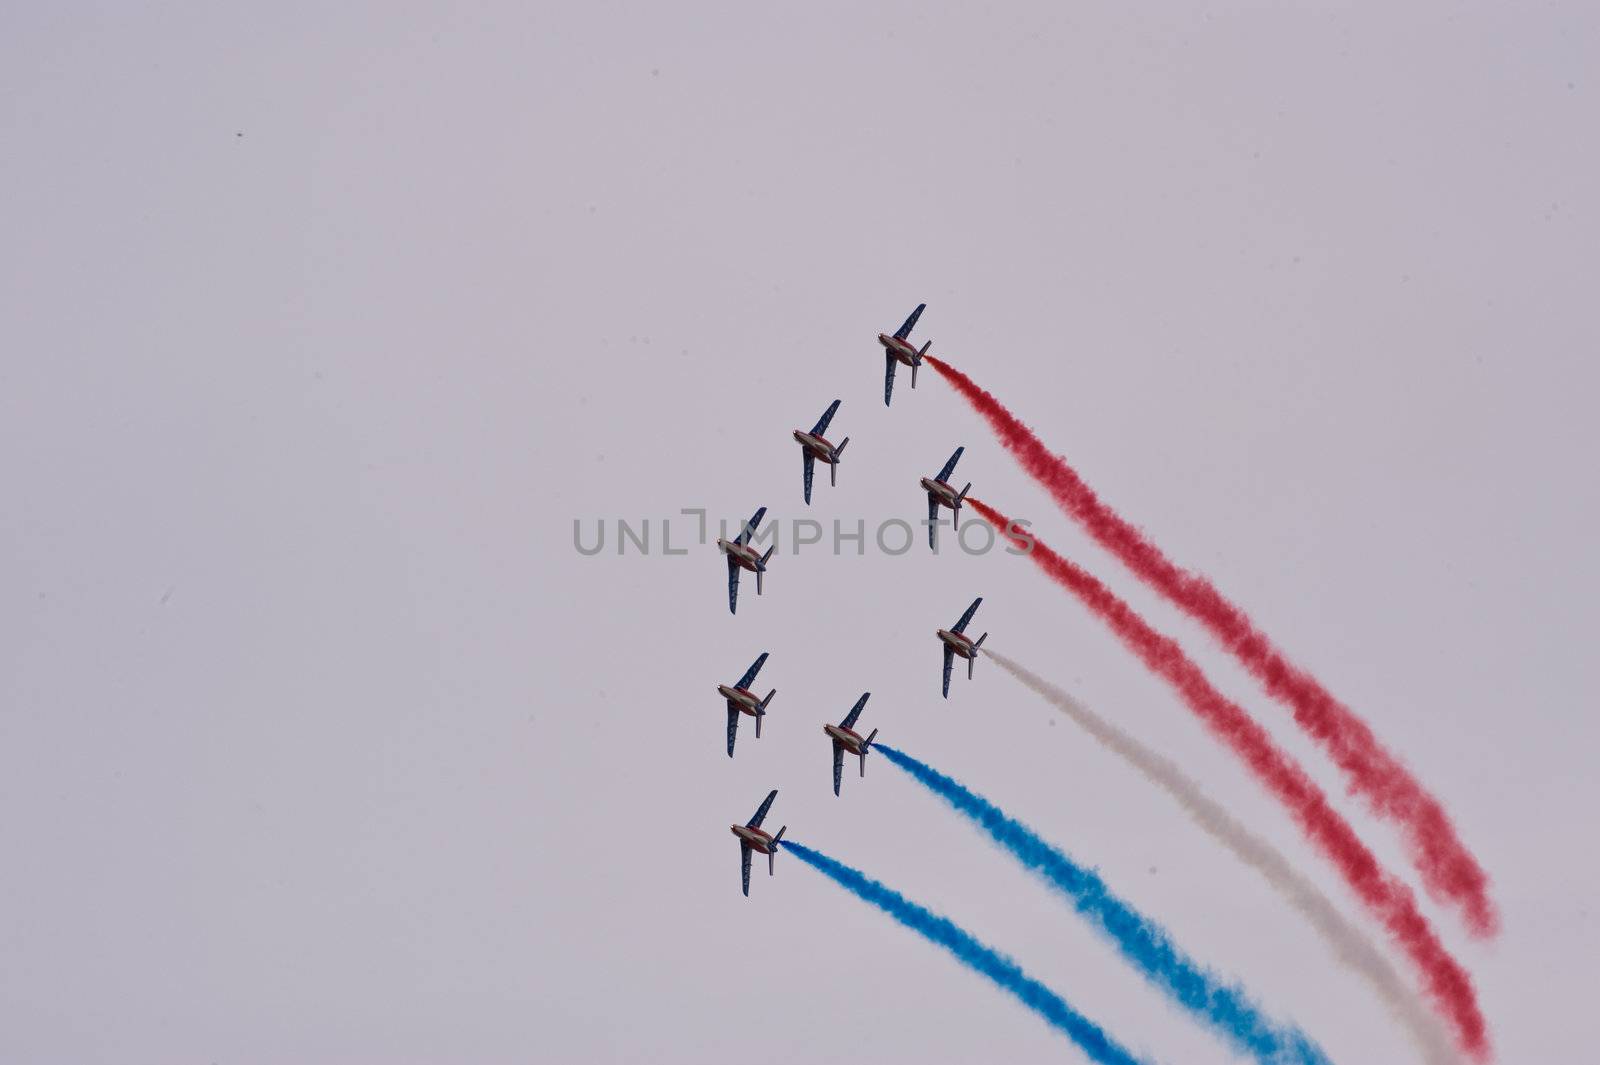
[875,743,1330,1065]
[966,497,1489,1060]
[926,353,1496,938]
[778,840,1155,1065]
[985,648,1461,1065]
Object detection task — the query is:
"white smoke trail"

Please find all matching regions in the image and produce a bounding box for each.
[985,648,1460,1065]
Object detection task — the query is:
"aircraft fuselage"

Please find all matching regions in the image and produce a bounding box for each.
[731,824,778,853]
[718,539,763,571]
[793,430,839,462]
[879,333,921,365]
[937,628,978,659]
[718,684,764,715]
[823,723,869,754]
[922,477,962,509]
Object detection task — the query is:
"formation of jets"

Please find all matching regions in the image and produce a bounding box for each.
[720,303,995,896]
[720,306,968,616]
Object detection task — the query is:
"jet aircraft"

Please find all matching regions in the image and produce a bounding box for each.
[823,693,879,797]
[718,651,776,757]
[878,303,930,406]
[730,789,786,897]
[717,507,774,614]
[920,447,971,548]
[793,399,849,505]
[936,597,988,698]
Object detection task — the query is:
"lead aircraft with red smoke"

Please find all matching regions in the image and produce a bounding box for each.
[878,303,930,406]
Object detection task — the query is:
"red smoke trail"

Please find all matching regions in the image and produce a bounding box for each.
[929,354,1497,939]
[968,497,1490,1060]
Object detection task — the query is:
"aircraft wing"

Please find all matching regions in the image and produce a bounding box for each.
[734,507,767,546]
[741,841,753,896]
[884,352,897,407]
[727,555,741,615]
[952,597,983,634]
[726,703,740,757]
[747,789,778,829]
[935,446,964,484]
[832,744,844,796]
[894,302,926,340]
[811,399,841,436]
[840,692,869,731]
[942,644,955,698]
[735,652,768,690]
[802,451,815,505]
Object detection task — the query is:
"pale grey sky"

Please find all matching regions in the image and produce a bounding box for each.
[3,4,1597,1063]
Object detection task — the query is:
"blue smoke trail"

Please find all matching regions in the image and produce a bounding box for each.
[875,743,1330,1065]
[780,839,1155,1065]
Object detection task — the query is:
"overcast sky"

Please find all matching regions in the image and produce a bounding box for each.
[3,4,1598,1063]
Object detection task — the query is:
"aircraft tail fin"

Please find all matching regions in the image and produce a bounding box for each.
[756,545,776,596]
[911,359,919,389]
[769,826,786,874]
